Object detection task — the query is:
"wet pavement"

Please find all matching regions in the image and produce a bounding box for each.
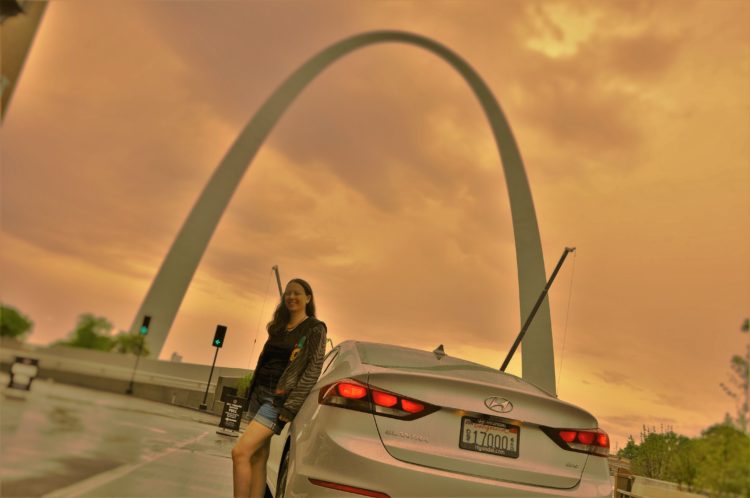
[0,374,239,497]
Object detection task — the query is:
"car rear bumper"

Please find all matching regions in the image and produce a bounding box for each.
[284,408,612,498]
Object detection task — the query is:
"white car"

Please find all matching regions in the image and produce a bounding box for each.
[265,341,612,497]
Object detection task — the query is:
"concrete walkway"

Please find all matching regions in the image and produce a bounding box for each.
[1,374,241,497]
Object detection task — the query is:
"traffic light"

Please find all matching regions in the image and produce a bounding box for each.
[140,315,151,335]
[213,325,227,348]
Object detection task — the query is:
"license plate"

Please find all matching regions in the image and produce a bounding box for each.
[459,416,520,458]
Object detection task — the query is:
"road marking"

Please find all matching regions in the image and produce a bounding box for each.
[41,430,212,498]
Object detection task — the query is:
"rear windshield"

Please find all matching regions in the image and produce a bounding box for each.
[356,342,499,373]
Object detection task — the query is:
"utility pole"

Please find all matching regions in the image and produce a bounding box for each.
[501,248,576,372]
[272,265,283,298]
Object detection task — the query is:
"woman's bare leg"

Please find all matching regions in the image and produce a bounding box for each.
[232,421,274,498]
[249,438,271,498]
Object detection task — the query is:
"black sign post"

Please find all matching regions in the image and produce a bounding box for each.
[126,315,151,395]
[217,395,246,436]
[199,325,226,410]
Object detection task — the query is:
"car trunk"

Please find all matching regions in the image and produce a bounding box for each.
[366,369,596,489]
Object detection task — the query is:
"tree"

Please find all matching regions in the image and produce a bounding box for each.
[0,304,34,340]
[618,435,640,461]
[627,425,682,480]
[693,423,750,496]
[54,313,115,351]
[720,318,749,434]
[111,330,150,357]
[53,314,152,357]
[664,435,700,491]
[618,427,701,491]
[618,421,750,496]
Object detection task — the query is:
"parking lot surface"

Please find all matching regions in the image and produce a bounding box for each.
[1,375,238,497]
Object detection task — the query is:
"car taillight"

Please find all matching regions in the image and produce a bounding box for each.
[541,426,610,457]
[372,390,398,407]
[319,379,439,420]
[400,399,424,413]
[338,382,367,399]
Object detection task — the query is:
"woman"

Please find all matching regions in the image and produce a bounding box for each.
[232,278,327,498]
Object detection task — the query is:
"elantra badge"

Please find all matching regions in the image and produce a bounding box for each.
[484,397,513,413]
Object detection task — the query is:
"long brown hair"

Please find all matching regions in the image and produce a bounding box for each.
[266,278,316,334]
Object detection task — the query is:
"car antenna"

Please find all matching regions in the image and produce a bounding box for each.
[433,344,446,360]
[500,247,576,372]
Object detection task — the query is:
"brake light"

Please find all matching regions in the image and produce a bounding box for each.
[541,426,610,457]
[338,383,367,399]
[560,431,576,443]
[400,399,424,414]
[372,390,398,407]
[319,379,439,420]
[577,431,595,445]
[597,433,609,447]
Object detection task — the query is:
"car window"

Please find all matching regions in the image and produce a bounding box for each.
[321,347,340,375]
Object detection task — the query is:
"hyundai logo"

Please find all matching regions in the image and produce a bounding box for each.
[484,396,513,413]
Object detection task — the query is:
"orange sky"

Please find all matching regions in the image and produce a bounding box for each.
[1,0,748,451]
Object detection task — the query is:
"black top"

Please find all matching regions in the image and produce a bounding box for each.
[253,318,310,389]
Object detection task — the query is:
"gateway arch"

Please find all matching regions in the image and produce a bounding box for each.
[130,31,557,395]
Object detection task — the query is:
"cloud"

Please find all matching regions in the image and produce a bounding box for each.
[594,370,642,389]
[605,32,683,80]
[2,0,241,276]
[201,146,521,346]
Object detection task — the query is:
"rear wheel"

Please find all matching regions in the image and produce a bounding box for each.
[275,447,291,498]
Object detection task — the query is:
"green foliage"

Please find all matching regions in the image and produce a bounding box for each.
[54,313,115,351]
[111,331,150,357]
[618,435,640,461]
[236,373,253,395]
[53,313,150,357]
[693,424,750,496]
[0,304,34,340]
[619,422,750,495]
[719,319,749,434]
[668,436,700,491]
[624,318,750,494]
[623,425,682,480]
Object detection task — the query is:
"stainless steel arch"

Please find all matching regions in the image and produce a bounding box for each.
[130,30,556,395]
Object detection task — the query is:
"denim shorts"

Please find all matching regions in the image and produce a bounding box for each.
[255,397,282,433]
[248,388,286,435]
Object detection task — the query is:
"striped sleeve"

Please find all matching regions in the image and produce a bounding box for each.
[279,324,326,419]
